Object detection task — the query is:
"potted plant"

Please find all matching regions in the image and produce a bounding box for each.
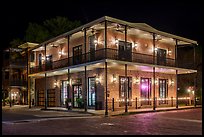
[76,98,84,108]
[65,98,72,110]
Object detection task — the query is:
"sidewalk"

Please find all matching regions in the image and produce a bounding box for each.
[109,105,202,116]
[2,105,202,117]
[48,105,202,116]
[2,105,93,118]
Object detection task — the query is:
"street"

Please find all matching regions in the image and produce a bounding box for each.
[2,107,202,135]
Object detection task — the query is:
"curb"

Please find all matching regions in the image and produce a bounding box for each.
[111,106,202,116]
[40,108,95,115]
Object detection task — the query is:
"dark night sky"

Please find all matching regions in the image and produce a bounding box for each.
[0,0,203,51]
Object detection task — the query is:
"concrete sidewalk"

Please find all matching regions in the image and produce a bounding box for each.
[2,105,202,117]
[2,105,94,118]
[45,105,202,116]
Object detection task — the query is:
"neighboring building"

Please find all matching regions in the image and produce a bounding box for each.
[2,43,38,106]
[19,16,197,112]
[2,48,27,106]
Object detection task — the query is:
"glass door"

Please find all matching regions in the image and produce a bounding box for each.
[46,55,53,70]
[157,48,166,65]
[88,77,96,107]
[61,80,68,106]
[73,45,82,65]
[140,78,151,105]
[118,41,132,61]
[119,76,132,106]
[159,79,168,104]
[73,85,82,108]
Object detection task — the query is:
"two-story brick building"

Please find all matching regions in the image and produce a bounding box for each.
[19,16,197,114]
[2,48,28,106]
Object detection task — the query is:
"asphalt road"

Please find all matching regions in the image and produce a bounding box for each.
[2,108,202,135]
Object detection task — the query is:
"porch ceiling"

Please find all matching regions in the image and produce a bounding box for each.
[106,59,197,75]
[29,59,196,78]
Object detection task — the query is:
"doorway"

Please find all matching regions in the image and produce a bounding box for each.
[140,78,151,105]
[88,77,96,107]
[118,41,132,61]
[73,45,82,65]
[72,85,82,108]
[159,79,168,104]
[61,80,68,106]
[157,48,166,65]
[46,55,53,70]
[119,76,132,106]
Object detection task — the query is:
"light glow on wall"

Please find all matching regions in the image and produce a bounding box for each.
[115,39,119,46]
[94,38,98,46]
[54,80,57,88]
[168,50,172,56]
[112,74,117,83]
[133,77,140,84]
[96,74,100,83]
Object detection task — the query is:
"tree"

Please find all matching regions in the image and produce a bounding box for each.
[10,16,81,45]
[9,38,24,60]
[43,16,81,39]
[24,22,49,43]
[10,38,24,48]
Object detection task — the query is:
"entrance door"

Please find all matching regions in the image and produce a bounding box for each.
[47,89,55,107]
[46,55,53,70]
[73,85,82,108]
[118,41,132,61]
[37,90,44,106]
[140,78,151,105]
[159,79,168,104]
[73,45,82,65]
[61,80,68,106]
[39,54,42,70]
[88,77,96,107]
[157,48,166,65]
[119,76,132,106]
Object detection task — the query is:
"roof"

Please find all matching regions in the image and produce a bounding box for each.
[105,16,198,45]
[31,16,198,49]
[18,42,39,49]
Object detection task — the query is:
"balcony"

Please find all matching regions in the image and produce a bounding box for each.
[10,59,27,66]
[10,80,27,86]
[30,48,177,74]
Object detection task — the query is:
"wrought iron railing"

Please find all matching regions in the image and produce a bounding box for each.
[9,80,27,86]
[30,48,177,74]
